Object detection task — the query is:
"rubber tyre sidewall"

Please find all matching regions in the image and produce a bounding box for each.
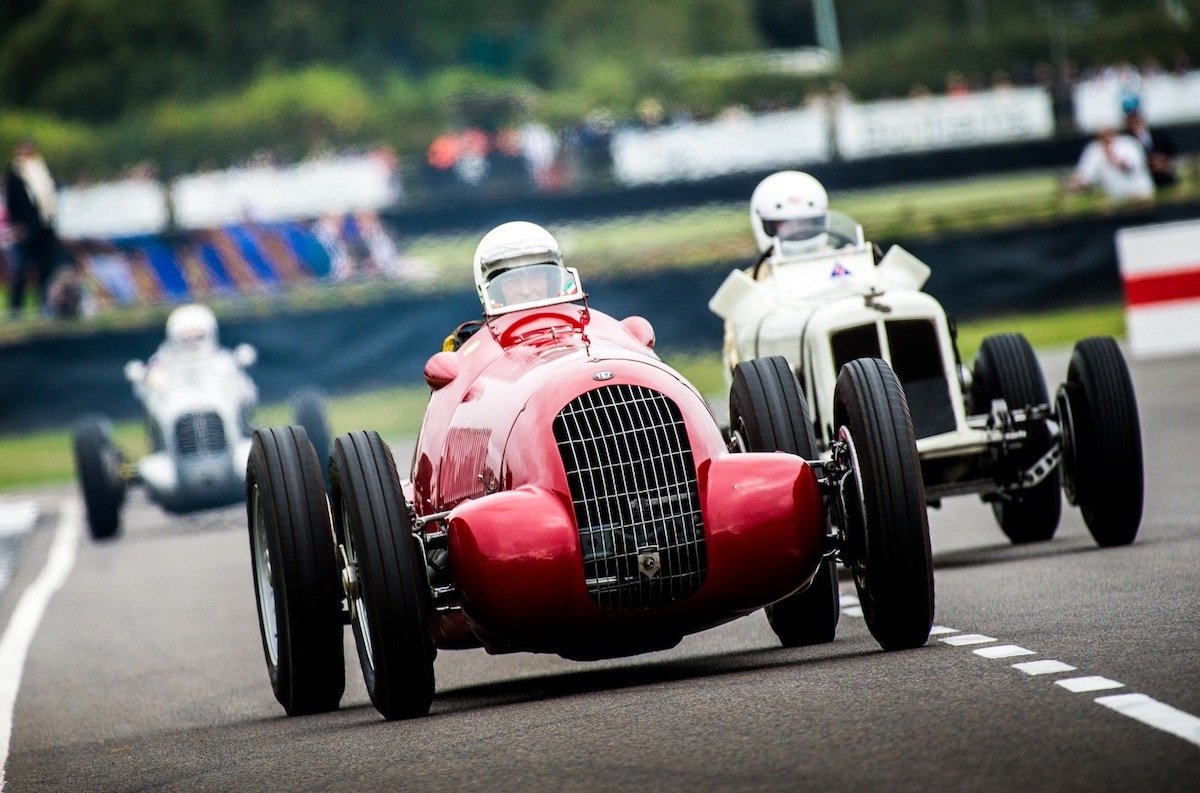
[246,426,345,716]
[291,389,332,483]
[834,358,934,651]
[730,356,839,647]
[72,415,124,540]
[330,430,435,721]
[1067,337,1144,547]
[973,333,1062,543]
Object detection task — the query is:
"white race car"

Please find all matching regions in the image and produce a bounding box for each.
[710,210,1144,548]
[72,305,331,540]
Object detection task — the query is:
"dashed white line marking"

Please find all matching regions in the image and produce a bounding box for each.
[1094,693,1200,749]
[841,605,864,617]
[1013,660,1077,676]
[973,644,1035,659]
[940,633,997,647]
[838,594,859,607]
[929,626,959,636]
[1056,676,1125,693]
[0,499,80,793]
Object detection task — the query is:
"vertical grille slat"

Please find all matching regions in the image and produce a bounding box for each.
[173,411,227,456]
[554,384,706,609]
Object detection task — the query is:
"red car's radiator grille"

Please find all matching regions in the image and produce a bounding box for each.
[553,384,706,609]
[173,411,227,456]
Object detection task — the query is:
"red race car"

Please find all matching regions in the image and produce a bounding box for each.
[245,222,935,720]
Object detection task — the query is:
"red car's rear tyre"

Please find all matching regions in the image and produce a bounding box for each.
[246,426,345,716]
[730,356,839,647]
[834,358,933,651]
[1058,337,1143,547]
[972,333,1062,544]
[330,431,435,721]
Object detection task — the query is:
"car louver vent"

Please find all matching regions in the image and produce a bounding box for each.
[174,411,227,456]
[553,384,706,609]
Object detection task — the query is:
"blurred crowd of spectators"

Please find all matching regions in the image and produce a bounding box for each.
[2,51,1197,322]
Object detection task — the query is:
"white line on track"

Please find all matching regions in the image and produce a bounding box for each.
[840,589,1200,750]
[939,633,996,646]
[1056,676,1126,693]
[0,499,81,793]
[1013,659,1077,676]
[1095,694,1200,749]
[973,644,1035,659]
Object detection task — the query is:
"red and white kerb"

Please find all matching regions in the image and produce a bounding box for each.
[1115,219,1200,359]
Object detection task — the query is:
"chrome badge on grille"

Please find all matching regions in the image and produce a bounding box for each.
[637,549,661,580]
[592,370,614,381]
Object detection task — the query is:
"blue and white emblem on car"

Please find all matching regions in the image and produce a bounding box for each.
[593,370,615,381]
[830,260,852,279]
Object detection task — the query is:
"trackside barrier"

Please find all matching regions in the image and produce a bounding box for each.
[1115,219,1200,359]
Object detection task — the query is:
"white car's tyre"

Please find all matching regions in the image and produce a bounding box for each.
[330,431,435,721]
[834,358,934,652]
[291,388,331,483]
[1058,337,1143,547]
[972,333,1062,544]
[72,415,125,540]
[730,356,839,647]
[246,426,345,716]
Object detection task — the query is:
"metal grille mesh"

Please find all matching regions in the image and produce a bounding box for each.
[554,384,706,609]
[173,411,227,456]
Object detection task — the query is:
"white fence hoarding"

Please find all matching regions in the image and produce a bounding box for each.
[1115,219,1200,359]
[611,108,830,186]
[57,179,169,240]
[55,154,401,240]
[835,87,1055,160]
[1073,70,1200,132]
[172,154,400,230]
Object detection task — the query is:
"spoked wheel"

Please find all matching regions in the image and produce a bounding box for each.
[291,388,332,484]
[972,333,1062,543]
[1057,337,1144,547]
[330,431,435,721]
[833,358,933,651]
[72,415,126,540]
[730,356,839,647]
[246,426,345,716]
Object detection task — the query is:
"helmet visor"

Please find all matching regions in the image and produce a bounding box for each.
[762,215,827,242]
[485,264,579,313]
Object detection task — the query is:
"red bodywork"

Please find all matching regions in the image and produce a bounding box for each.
[410,303,825,659]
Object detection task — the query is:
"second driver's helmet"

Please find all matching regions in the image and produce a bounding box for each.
[165,304,218,353]
[473,221,583,316]
[750,170,829,257]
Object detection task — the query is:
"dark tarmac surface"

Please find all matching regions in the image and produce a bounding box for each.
[3,350,1198,791]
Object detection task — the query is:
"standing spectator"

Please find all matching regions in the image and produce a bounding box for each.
[1123,107,1177,188]
[4,138,59,317]
[1066,126,1154,203]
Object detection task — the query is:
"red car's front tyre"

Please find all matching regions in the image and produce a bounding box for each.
[330,430,436,721]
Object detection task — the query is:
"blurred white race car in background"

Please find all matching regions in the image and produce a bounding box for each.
[72,304,331,540]
[710,205,1145,549]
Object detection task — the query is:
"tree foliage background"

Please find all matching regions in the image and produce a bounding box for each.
[0,0,1197,178]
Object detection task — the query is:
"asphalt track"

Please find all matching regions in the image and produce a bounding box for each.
[2,349,1197,792]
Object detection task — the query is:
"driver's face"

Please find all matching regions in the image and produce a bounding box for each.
[499,268,550,304]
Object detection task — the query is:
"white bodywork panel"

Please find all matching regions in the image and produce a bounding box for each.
[132,349,258,510]
[710,223,984,464]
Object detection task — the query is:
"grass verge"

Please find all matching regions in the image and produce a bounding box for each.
[0,302,1125,493]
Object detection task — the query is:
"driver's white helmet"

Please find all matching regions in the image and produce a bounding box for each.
[473,221,584,316]
[750,170,829,256]
[165,304,218,353]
